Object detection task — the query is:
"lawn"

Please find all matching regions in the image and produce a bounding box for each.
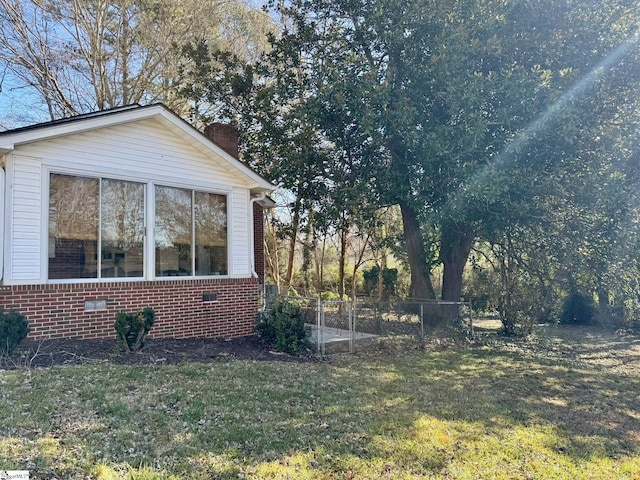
[1,326,640,479]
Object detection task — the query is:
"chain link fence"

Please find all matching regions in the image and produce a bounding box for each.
[355,298,474,338]
[266,294,474,355]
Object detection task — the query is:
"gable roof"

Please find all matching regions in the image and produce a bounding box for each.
[0,103,274,194]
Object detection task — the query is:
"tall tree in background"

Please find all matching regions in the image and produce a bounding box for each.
[0,0,275,124]
[258,0,640,302]
[180,0,640,309]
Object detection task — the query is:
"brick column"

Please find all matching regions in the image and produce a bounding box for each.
[253,202,265,285]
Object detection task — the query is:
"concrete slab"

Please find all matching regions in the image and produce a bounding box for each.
[306,324,378,353]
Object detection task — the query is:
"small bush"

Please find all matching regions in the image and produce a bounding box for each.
[115,307,155,352]
[362,266,398,300]
[594,302,640,332]
[319,291,342,301]
[0,309,29,357]
[560,292,595,325]
[257,299,310,355]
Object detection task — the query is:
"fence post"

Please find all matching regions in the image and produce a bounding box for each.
[348,301,353,353]
[420,302,424,340]
[352,297,357,353]
[316,297,322,354]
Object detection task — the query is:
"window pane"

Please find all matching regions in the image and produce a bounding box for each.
[101,179,145,278]
[48,174,99,279]
[195,192,227,276]
[155,185,192,276]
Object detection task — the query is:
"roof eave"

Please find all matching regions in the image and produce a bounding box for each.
[153,109,275,193]
[0,104,167,145]
[0,104,275,193]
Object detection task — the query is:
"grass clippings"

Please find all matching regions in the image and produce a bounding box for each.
[1,325,639,479]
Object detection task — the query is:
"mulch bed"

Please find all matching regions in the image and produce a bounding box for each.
[3,335,319,369]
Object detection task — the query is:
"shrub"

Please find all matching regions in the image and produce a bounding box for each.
[560,292,595,325]
[114,307,155,352]
[319,291,342,301]
[257,299,310,355]
[594,302,640,332]
[362,266,398,300]
[0,309,29,357]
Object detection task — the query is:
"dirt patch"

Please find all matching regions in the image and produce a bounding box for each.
[4,324,640,373]
[2,335,319,369]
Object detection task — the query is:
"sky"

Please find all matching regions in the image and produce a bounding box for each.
[0,0,278,132]
[0,70,50,130]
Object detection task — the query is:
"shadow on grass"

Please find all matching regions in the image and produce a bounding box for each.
[327,334,640,475]
[2,327,640,478]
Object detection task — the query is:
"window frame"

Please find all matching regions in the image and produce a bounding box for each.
[153,184,229,279]
[46,170,231,283]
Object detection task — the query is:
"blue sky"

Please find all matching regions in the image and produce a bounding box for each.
[0,71,50,130]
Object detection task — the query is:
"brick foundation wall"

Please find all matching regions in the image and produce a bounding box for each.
[0,278,259,340]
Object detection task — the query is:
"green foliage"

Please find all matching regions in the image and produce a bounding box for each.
[319,291,342,301]
[560,292,595,325]
[114,307,155,353]
[257,299,310,355]
[463,264,498,314]
[0,309,29,357]
[181,0,640,318]
[615,302,640,332]
[362,266,398,300]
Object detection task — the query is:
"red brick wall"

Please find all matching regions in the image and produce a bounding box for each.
[0,278,259,340]
[253,203,265,285]
[203,123,239,159]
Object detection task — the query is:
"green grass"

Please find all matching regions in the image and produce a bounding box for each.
[1,337,640,479]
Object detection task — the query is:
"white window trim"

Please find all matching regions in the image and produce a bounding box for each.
[152,183,230,280]
[44,169,232,284]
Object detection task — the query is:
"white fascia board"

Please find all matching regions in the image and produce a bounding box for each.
[0,105,168,146]
[154,110,274,193]
[1,104,275,194]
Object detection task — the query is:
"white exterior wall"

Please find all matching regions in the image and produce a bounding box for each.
[230,187,250,276]
[4,119,254,285]
[6,156,42,282]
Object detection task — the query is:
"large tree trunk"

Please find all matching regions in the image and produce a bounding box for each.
[399,200,436,300]
[338,227,347,300]
[284,190,302,290]
[440,222,473,302]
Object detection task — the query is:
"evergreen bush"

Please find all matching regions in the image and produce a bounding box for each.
[362,266,398,300]
[114,307,155,352]
[560,292,595,325]
[257,299,310,355]
[0,309,29,357]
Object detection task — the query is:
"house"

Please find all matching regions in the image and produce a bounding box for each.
[0,104,275,340]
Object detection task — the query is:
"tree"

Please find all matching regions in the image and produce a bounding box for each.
[258,0,640,304]
[0,0,276,124]
[180,0,640,312]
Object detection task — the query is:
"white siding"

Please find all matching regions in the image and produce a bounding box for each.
[8,155,42,282]
[15,119,251,191]
[5,119,257,284]
[230,187,251,276]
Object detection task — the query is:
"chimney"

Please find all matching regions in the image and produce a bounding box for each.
[203,123,239,159]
